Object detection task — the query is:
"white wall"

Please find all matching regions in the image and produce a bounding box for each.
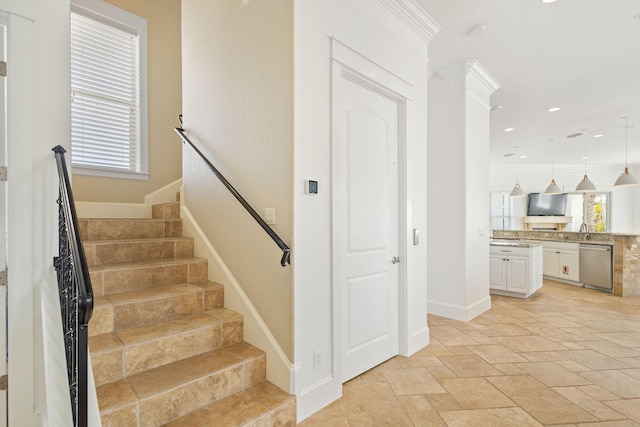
[293,0,436,420]
[0,0,70,424]
[427,61,498,321]
[491,162,640,233]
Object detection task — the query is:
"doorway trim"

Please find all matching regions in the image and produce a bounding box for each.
[330,38,410,383]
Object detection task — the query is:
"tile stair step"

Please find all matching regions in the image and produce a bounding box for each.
[152,201,180,219]
[89,281,224,334]
[95,379,138,426]
[164,382,296,427]
[89,257,208,296]
[118,346,266,426]
[84,237,195,267]
[79,218,182,241]
[90,308,237,385]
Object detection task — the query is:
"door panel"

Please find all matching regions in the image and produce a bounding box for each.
[508,257,528,292]
[336,75,399,382]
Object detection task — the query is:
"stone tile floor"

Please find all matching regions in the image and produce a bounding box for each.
[299,280,640,426]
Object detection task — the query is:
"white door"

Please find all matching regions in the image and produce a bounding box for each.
[335,74,400,382]
[0,21,7,425]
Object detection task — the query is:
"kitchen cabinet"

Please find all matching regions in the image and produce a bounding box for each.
[490,243,543,298]
[542,241,579,282]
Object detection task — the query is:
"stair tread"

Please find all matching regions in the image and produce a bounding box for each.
[106,283,204,305]
[89,257,206,272]
[96,379,137,413]
[85,236,193,244]
[127,348,249,398]
[89,332,123,353]
[163,391,269,427]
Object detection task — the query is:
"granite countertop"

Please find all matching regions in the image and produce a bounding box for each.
[491,230,617,245]
[490,241,542,248]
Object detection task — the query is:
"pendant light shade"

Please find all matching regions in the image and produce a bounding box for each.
[511,183,525,197]
[545,179,562,194]
[576,174,597,192]
[615,167,640,186]
[575,131,597,192]
[545,140,562,194]
[510,147,526,197]
[614,117,639,187]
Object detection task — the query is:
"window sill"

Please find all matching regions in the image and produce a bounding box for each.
[72,165,149,181]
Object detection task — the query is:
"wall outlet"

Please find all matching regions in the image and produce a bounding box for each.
[265,208,276,225]
[313,351,321,369]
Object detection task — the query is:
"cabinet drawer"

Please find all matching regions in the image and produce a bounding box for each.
[490,246,531,257]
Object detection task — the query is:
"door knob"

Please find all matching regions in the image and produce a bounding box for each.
[391,256,400,264]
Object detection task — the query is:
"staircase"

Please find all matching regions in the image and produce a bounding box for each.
[81,201,296,426]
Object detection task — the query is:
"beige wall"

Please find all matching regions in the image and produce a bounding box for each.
[182,0,294,358]
[72,0,182,203]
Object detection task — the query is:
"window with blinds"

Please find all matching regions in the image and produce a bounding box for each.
[70,0,148,179]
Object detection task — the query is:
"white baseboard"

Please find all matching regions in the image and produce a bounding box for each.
[75,179,182,218]
[296,376,342,423]
[403,324,430,357]
[180,199,295,394]
[427,295,491,322]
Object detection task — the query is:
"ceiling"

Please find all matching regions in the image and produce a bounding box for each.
[417,0,640,167]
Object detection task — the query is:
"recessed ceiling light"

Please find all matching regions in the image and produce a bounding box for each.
[520,155,527,159]
[582,156,589,160]
[505,127,514,132]
[548,107,561,112]
[503,153,514,157]
[593,134,604,138]
[541,0,558,3]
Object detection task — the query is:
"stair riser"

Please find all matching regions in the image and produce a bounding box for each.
[84,239,194,267]
[101,403,138,427]
[152,203,180,219]
[79,219,182,241]
[92,348,124,386]
[90,304,114,337]
[125,326,222,376]
[113,292,204,331]
[91,260,207,296]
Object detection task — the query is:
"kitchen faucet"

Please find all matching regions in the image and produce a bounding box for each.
[579,222,588,233]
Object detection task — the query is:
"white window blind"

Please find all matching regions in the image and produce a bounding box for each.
[70,3,147,178]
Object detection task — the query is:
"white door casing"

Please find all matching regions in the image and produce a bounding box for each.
[0,19,7,426]
[333,53,407,382]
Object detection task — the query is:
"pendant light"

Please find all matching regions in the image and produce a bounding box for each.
[545,140,562,194]
[575,130,597,192]
[510,147,526,197]
[614,116,639,186]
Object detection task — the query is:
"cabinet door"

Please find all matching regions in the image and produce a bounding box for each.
[543,248,559,277]
[489,255,507,290]
[507,256,529,293]
[560,251,579,281]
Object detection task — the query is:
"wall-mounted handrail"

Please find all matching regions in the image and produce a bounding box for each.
[174,117,291,267]
[52,145,94,427]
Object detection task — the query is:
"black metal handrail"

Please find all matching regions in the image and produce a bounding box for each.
[174,117,291,267]
[52,145,94,427]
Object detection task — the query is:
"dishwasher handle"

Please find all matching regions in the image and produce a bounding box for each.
[580,245,611,252]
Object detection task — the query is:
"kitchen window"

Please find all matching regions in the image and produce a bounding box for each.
[70,0,148,180]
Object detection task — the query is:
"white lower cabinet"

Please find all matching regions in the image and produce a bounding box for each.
[490,244,543,298]
[542,241,579,282]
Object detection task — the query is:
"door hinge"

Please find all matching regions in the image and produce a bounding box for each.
[0,375,7,391]
[0,271,5,286]
[0,166,6,182]
[0,61,5,77]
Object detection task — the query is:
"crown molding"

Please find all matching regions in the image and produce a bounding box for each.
[377,0,441,41]
[465,60,500,94]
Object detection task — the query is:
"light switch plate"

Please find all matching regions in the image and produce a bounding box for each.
[265,208,276,225]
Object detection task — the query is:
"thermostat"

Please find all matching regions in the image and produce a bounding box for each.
[305,180,318,194]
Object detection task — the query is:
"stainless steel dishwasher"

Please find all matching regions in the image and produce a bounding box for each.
[579,244,613,293]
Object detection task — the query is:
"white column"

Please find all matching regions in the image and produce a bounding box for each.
[427,60,499,321]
